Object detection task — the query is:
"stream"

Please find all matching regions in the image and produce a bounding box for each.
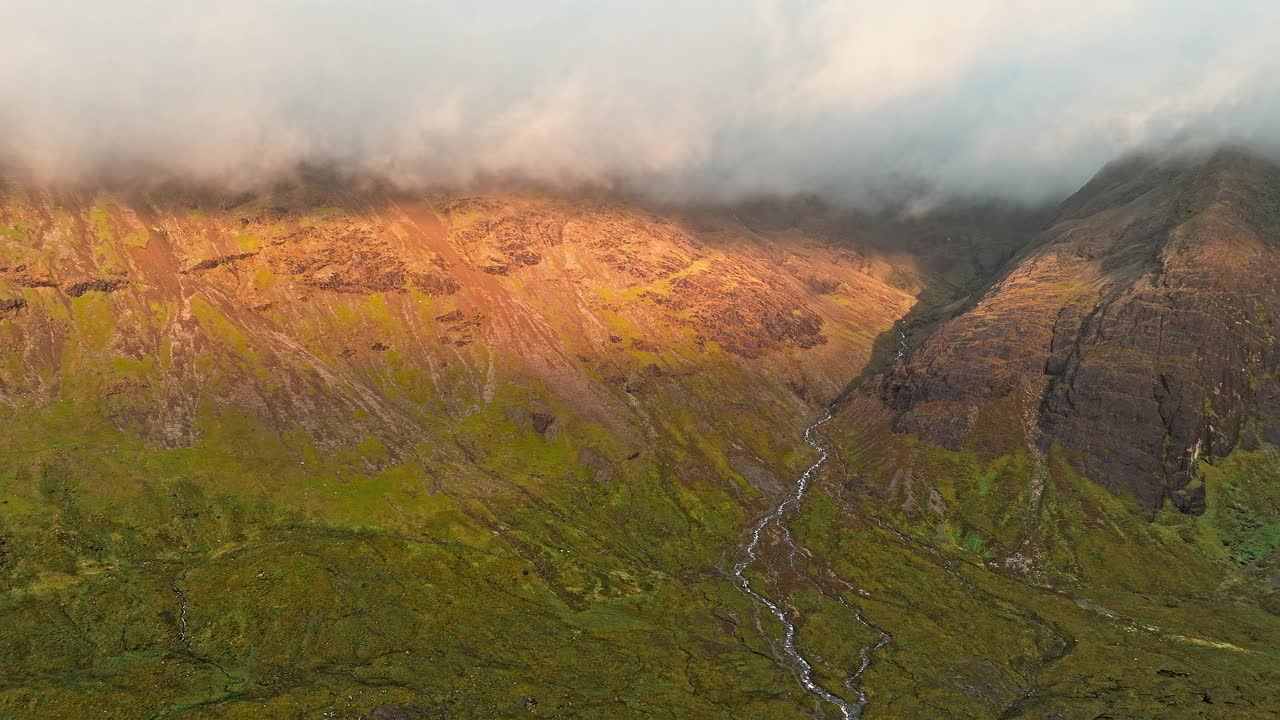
[731,325,908,717]
[894,325,909,361]
[731,408,887,719]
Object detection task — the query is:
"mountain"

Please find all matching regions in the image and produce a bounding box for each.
[0,155,1278,719]
[822,149,1280,717]
[884,148,1280,511]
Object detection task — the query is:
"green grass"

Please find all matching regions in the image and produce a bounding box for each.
[795,418,1280,719]
[0,342,825,718]
[3,188,1277,719]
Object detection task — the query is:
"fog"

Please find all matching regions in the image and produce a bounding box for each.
[2,1,1278,204]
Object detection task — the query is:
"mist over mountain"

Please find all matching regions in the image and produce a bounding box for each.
[3,1,1280,203]
[5,5,1280,719]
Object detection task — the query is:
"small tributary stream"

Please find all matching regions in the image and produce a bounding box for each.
[731,407,890,719]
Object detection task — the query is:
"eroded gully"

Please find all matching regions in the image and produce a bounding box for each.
[731,407,891,719]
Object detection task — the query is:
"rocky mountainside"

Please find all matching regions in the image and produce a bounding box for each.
[1,164,1278,720]
[0,179,1052,718]
[0,184,910,454]
[809,150,1280,719]
[884,149,1280,512]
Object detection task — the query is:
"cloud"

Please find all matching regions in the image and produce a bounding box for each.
[1,1,1277,203]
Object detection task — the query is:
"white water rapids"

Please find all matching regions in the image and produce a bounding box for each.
[894,326,909,361]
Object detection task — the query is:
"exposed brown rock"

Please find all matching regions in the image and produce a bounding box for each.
[577,447,615,483]
[184,252,257,273]
[65,278,127,297]
[803,275,843,294]
[651,260,826,358]
[530,412,555,435]
[15,276,57,288]
[409,270,461,296]
[573,213,701,283]
[0,297,26,317]
[3,264,57,288]
[444,205,562,276]
[264,224,408,294]
[886,149,1280,511]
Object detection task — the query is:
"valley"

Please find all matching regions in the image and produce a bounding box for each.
[1,151,1279,719]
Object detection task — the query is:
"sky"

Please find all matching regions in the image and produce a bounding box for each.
[1,1,1278,204]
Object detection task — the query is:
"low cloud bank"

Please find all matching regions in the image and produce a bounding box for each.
[2,1,1278,203]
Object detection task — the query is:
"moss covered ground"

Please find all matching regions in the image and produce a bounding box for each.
[790,415,1280,719]
[6,372,1278,719]
[0,384,826,719]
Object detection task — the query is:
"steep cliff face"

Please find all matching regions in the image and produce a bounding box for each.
[887,149,1280,511]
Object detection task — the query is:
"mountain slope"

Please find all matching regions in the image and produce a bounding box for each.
[0,185,908,450]
[0,181,1032,718]
[810,150,1280,718]
[2,164,1278,720]
[886,149,1280,511]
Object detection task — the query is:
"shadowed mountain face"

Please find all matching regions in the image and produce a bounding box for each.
[885,150,1280,512]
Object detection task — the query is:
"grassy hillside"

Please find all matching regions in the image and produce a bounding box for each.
[0,182,919,718]
[2,177,1275,719]
[806,393,1280,718]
